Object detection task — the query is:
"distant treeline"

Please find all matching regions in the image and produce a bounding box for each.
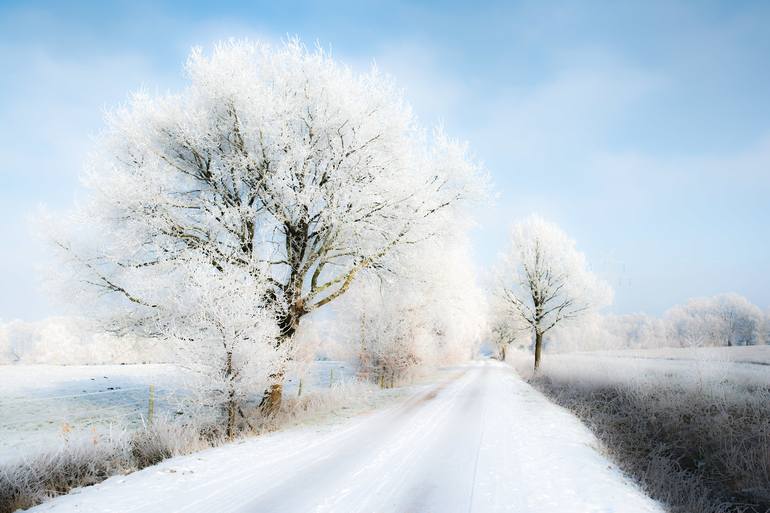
[541,293,768,352]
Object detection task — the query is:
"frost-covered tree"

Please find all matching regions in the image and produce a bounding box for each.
[489,318,516,361]
[665,293,764,347]
[498,216,612,370]
[347,280,434,385]
[336,234,486,384]
[489,297,530,360]
[166,261,280,438]
[51,39,483,413]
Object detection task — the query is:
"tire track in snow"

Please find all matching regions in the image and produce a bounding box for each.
[385,361,491,513]
[342,366,486,513]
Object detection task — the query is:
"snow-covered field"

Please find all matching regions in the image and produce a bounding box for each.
[575,344,770,365]
[0,361,355,462]
[540,345,770,388]
[521,345,770,513]
[24,361,662,513]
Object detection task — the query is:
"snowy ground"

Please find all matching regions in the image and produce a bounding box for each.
[574,344,770,365]
[27,361,662,513]
[0,361,354,461]
[557,345,770,387]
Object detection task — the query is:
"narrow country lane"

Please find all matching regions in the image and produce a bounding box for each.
[28,361,664,513]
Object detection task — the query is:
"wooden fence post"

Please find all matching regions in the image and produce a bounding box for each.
[147,384,155,423]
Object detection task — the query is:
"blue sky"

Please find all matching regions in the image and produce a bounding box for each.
[1,0,769,320]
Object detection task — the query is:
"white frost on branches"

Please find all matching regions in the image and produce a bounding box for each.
[497,215,612,368]
[165,261,281,436]
[48,38,485,412]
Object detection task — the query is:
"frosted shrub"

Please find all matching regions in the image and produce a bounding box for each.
[0,430,131,513]
[265,379,387,431]
[129,417,217,468]
[0,418,218,513]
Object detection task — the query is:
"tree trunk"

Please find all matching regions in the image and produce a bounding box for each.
[534,331,543,372]
[260,374,284,417]
[259,305,301,416]
[226,394,236,439]
[499,344,507,362]
[225,351,236,439]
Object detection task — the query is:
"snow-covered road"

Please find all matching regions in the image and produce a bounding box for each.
[29,361,663,513]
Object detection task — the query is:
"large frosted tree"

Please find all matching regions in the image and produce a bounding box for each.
[498,216,612,371]
[53,39,483,413]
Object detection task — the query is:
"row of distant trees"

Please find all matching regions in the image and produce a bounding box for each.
[0,317,171,365]
[490,217,768,367]
[542,294,769,353]
[665,294,767,347]
[493,285,768,359]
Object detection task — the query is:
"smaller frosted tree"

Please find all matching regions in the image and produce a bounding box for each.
[166,259,281,438]
[489,299,529,361]
[489,318,516,361]
[498,215,612,370]
[335,233,486,384]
